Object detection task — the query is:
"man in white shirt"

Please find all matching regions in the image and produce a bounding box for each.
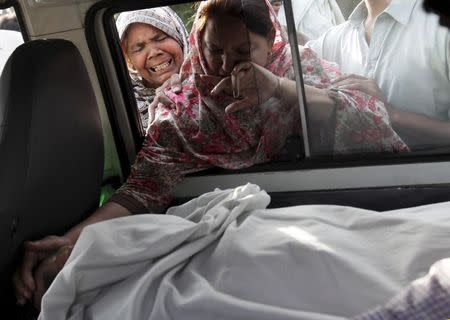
[0,29,23,75]
[278,0,345,44]
[307,0,450,150]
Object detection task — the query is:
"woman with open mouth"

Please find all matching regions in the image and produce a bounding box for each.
[116,7,189,130]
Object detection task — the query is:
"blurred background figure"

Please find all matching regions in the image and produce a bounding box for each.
[277,0,344,44]
[0,11,21,31]
[307,0,450,151]
[269,0,283,15]
[0,10,24,75]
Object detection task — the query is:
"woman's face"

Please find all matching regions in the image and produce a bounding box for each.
[124,23,184,88]
[202,14,273,77]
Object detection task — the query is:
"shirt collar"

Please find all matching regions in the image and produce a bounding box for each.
[385,0,419,25]
[348,1,368,26]
[348,0,419,26]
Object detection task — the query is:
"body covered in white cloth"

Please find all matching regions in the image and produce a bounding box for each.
[38,184,450,320]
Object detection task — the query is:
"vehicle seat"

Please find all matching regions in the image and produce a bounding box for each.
[0,39,104,315]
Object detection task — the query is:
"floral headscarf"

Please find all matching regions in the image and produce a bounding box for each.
[116,7,189,129]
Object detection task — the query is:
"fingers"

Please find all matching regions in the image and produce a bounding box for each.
[148,101,171,125]
[231,62,252,99]
[232,61,253,74]
[210,63,254,98]
[199,74,224,87]
[12,272,31,305]
[20,250,38,293]
[55,245,74,265]
[170,74,182,93]
[14,236,69,304]
[225,97,253,114]
[13,246,40,305]
[175,103,183,116]
[231,72,240,98]
[32,246,73,311]
[24,236,68,251]
[327,88,340,100]
[211,77,232,97]
[331,77,363,88]
[33,268,46,311]
[334,83,364,92]
[21,237,68,291]
[331,73,367,84]
[32,261,55,312]
[155,94,174,106]
[153,83,175,106]
[149,85,181,124]
[331,76,371,96]
[148,99,157,125]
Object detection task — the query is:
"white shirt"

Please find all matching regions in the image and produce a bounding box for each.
[307,0,450,121]
[0,30,23,76]
[278,0,345,41]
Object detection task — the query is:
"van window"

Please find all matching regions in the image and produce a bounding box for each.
[112,2,305,167]
[108,0,450,173]
[0,7,24,75]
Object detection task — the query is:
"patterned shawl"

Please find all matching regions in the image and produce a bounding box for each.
[116,7,189,129]
[300,47,409,154]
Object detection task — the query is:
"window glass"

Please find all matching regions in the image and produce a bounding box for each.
[113,1,304,167]
[280,0,450,157]
[0,7,24,75]
[112,0,450,167]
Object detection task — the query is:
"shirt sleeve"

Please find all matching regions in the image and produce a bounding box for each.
[353,258,450,320]
[304,34,326,58]
[298,0,337,41]
[108,118,210,214]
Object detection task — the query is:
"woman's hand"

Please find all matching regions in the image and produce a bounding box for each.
[330,74,401,124]
[304,85,336,122]
[32,245,73,311]
[12,235,73,306]
[211,61,280,113]
[148,74,183,125]
[331,74,387,103]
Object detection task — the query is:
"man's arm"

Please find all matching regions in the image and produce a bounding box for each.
[390,107,450,149]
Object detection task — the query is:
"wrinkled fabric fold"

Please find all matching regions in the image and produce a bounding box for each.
[39,184,270,320]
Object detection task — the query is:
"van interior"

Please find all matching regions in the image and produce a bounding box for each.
[1,0,449,318]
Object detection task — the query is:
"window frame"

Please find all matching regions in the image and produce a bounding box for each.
[85,0,450,182]
[0,0,30,42]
